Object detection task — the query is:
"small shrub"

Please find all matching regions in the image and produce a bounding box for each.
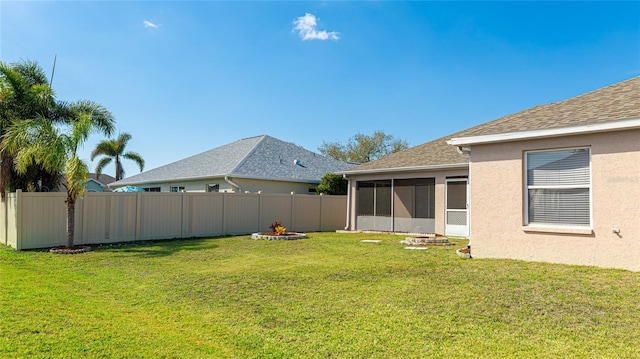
[269,221,287,235]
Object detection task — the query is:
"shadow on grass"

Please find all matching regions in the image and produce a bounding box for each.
[94,237,225,257]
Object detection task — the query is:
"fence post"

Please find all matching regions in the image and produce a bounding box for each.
[15,190,22,251]
[258,191,262,233]
[222,192,227,236]
[3,192,7,246]
[78,194,85,245]
[181,192,187,239]
[290,192,295,231]
[135,192,142,240]
[319,193,324,232]
[104,194,111,240]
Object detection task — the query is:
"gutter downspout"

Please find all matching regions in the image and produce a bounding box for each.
[224,176,242,193]
[343,174,351,230]
[456,146,471,155]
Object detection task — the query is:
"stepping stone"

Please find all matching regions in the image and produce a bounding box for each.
[404,246,428,250]
[360,240,383,243]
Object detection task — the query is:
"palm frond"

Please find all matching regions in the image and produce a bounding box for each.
[116,132,132,152]
[70,100,115,137]
[65,155,89,201]
[94,157,112,178]
[122,151,145,172]
[12,60,49,87]
[90,140,117,160]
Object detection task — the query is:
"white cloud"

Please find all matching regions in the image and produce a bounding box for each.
[143,20,159,29]
[293,13,339,41]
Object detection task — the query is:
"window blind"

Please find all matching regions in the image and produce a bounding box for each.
[526,148,590,226]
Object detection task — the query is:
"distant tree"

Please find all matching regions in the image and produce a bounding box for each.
[2,101,114,248]
[91,132,144,180]
[319,130,409,163]
[316,173,348,195]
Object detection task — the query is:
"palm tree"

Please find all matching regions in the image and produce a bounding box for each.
[0,60,60,195]
[91,132,144,180]
[2,101,114,248]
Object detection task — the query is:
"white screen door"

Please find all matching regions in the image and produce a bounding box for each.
[445,178,469,237]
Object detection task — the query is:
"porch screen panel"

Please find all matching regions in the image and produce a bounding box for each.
[375,182,392,217]
[446,181,467,210]
[394,178,435,219]
[526,148,590,226]
[415,183,435,219]
[356,182,374,216]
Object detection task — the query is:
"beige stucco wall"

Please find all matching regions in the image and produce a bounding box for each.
[345,168,468,234]
[469,129,640,271]
[124,177,318,194]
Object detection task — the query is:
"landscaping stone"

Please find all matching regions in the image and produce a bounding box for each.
[251,233,307,240]
[404,246,429,250]
[400,236,453,246]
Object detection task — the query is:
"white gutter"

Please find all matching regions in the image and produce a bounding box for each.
[337,162,468,176]
[224,176,242,193]
[343,174,351,230]
[448,117,640,146]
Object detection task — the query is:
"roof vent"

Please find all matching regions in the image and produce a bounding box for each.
[294,159,301,165]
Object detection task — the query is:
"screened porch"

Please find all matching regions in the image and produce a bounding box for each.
[355,178,436,233]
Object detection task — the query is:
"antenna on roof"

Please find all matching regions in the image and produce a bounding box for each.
[49,54,57,86]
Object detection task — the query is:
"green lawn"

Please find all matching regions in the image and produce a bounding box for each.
[1,233,639,358]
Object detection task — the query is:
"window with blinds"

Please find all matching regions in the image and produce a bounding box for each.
[526,148,591,226]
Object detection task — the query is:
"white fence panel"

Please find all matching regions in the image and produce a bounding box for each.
[225,194,260,235]
[293,195,322,232]
[107,194,138,243]
[1,191,346,250]
[81,193,109,243]
[321,195,348,231]
[20,192,68,249]
[184,193,224,238]
[139,193,183,240]
[5,193,18,249]
[259,194,293,232]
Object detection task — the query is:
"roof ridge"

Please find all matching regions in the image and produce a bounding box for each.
[229,135,268,174]
[457,75,640,138]
[551,75,640,105]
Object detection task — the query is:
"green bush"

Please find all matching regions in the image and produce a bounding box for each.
[316,173,347,195]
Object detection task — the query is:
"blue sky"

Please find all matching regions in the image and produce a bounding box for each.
[1,1,639,179]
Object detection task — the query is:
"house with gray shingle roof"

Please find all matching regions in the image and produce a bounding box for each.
[110,135,353,194]
[340,76,640,271]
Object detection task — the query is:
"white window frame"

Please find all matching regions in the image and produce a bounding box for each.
[524,147,592,228]
[171,186,185,193]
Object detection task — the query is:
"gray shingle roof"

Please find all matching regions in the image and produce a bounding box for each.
[338,133,469,174]
[112,135,353,186]
[342,75,640,174]
[88,173,116,185]
[461,75,640,137]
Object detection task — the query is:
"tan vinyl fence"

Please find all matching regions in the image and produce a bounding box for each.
[1,190,347,250]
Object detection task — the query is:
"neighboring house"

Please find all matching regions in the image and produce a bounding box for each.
[56,173,116,192]
[341,76,640,271]
[109,135,353,194]
[86,173,117,192]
